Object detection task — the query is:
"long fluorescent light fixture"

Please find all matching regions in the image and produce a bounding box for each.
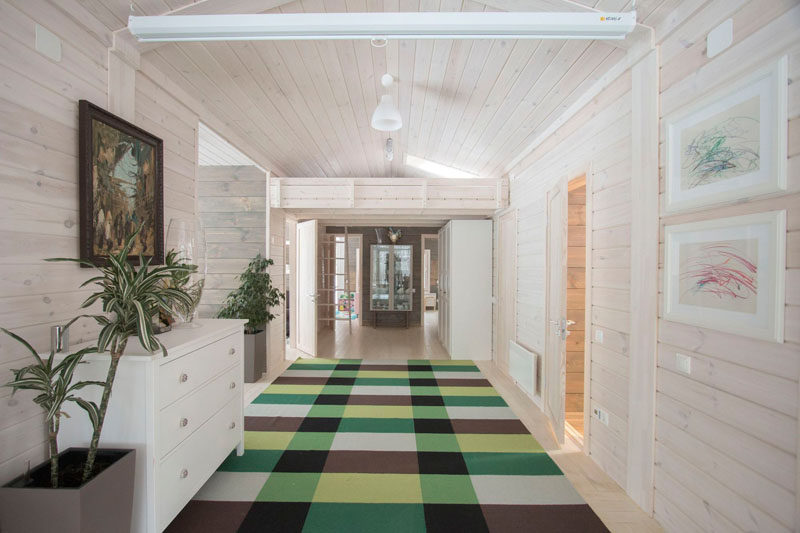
[405,155,481,180]
[128,12,637,42]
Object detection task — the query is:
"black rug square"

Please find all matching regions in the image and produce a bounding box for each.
[298,417,342,433]
[409,378,438,386]
[314,394,350,405]
[411,395,445,406]
[417,452,469,475]
[414,419,454,434]
[423,504,489,533]
[238,502,311,533]
[272,450,330,473]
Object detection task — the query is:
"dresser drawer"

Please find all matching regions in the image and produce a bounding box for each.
[157,363,241,458]
[157,394,242,530]
[159,333,241,407]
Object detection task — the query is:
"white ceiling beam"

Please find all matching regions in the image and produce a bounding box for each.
[128,11,637,42]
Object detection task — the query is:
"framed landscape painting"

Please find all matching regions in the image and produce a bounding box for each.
[79,100,164,265]
[664,57,787,213]
[663,211,786,343]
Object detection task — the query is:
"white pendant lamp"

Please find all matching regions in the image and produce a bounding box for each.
[371,94,402,132]
[371,74,402,132]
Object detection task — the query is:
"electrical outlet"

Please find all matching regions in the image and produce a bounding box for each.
[593,407,609,426]
[676,353,692,374]
[594,329,604,343]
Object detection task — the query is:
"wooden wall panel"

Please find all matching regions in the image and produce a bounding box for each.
[653,5,800,531]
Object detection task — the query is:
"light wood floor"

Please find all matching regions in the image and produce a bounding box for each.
[274,310,662,533]
[317,310,449,359]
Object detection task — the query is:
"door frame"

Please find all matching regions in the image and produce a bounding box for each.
[494,208,517,374]
[421,234,438,320]
[296,219,318,357]
[545,178,568,445]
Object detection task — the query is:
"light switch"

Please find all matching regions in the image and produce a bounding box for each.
[676,353,692,375]
[593,407,609,426]
[594,329,604,343]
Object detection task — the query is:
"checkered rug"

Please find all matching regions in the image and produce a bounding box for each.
[167,359,608,532]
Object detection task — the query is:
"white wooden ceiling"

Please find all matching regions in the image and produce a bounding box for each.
[81,0,677,178]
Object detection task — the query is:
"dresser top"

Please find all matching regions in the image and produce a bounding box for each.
[52,319,247,363]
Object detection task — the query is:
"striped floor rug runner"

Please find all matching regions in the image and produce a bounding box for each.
[167,358,608,532]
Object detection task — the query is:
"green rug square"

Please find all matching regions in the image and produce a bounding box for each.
[256,472,320,502]
[407,371,436,379]
[288,431,336,451]
[338,418,415,433]
[443,396,508,407]
[244,431,294,450]
[321,385,353,395]
[218,450,283,472]
[409,386,440,396]
[303,503,426,533]
[313,473,422,503]
[343,405,413,419]
[354,378,410,386]
[307,405,346,417]
[264,384,325,395]
[330,370,359,378]
[463,452,562,475]
[252,393,318,405]
[456,434,543,453]
[412,405,449,419]
[419,474,478,504]
[430,364,480,372]
[438,386,499,397]
[289,363,338,371]
[415,433,461,452]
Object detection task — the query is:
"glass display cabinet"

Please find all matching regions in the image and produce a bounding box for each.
[370,244,413,316]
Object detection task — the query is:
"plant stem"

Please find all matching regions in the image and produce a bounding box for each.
[81,338,127,483]
[48,416,59,488]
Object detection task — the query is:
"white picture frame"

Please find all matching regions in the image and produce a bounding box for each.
[664,56,787,213]
[663,211,786,343]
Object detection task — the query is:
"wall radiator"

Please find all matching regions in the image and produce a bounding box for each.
[508,340,538,402]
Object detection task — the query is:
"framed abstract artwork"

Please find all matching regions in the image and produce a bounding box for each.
[79,100,164,265]
[664,56,787,213]
[663,211,786,343]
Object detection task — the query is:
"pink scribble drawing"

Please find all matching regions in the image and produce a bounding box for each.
[681,243,757,301]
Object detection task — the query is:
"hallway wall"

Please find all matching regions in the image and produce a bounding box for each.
[502,1,800,531]
[0,0,281,485]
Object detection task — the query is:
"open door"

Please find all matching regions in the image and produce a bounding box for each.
[297,220,318,356]
[545,181,568,444]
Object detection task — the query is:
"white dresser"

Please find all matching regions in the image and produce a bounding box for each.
[58,319,247,533]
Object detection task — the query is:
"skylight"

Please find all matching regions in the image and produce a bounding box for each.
[405,154,481,179]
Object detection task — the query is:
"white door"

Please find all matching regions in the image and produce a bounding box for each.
[297,220,318,356]
[545,182,567,444]
[496,211,517,373]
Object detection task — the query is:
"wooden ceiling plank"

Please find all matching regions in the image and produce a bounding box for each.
[210,41,325,175]
[366,0,392,177]
[445,38,538,171]
[482,42,621,175]
[468,39,603,172]
[383,0,402,176]
[152,45,303,175]
[395,0,421,176]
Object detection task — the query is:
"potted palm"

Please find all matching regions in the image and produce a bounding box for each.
[0,228,196,532]
[217,254,284,382]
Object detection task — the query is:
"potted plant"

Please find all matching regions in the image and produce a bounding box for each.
[217,254,284,382]
[0,329,128,532]
[0,228,197,532]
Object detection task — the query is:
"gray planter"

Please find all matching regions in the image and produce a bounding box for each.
[0,448,135,533]
[244,329,267,383]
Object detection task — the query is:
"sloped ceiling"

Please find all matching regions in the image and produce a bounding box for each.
[80,0,673,178]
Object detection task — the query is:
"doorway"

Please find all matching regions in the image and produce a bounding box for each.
[544,174,589,447]
[421,234,439,336]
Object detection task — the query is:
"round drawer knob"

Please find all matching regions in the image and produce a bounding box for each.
[180,417,188,428]
[229,382,236,390]
[179,373,188,383]
[229,347,236,355]
[180,469,188,479]
[229,422,236,430]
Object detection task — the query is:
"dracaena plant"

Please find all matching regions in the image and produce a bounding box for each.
[217,254,284,335]
[2,328,102,488]
[47,226,196,482]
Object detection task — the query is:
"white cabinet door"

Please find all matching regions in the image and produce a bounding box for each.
[297,220,318,356]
